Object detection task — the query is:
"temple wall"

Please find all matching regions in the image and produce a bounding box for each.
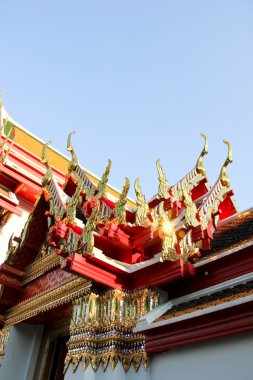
[64,332,253,380]
[150,332,253,380]
[0,323,44,380]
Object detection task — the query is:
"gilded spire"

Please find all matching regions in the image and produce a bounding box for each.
[66,182,83,225]
[82,198,100,256]
[196,133,208,176]
[181,180,199,228]
[114,177,130,224]
[156,159,170,199]
[41,141,53,186]
[134,178,150,227]
[97,159,112,199]
[219,140,232,188]
[67,131,78,173]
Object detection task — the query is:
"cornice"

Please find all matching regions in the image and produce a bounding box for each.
[5,276,92,326]
[21,253,61,285]
[145,300,253,354]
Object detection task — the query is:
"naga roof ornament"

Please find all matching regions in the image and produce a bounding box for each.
[134,178,151,227]
[36,133,238,274]
[41,141,53,187]
[114,177,130,224]
[156,159,170,199]
[196,133,208,176]
[67,130,78,174]
[96,159,112,199]
[220,139,233,188]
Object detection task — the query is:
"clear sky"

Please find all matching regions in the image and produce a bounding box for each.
[1,1,253,210]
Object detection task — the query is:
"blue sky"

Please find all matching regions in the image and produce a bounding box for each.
[1,1,253,210]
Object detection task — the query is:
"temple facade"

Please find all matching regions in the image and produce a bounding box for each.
[0,102,253,380]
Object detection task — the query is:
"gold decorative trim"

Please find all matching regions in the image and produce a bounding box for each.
[5,277,91,326]
[64,289,158,374]
[21,252,61,285]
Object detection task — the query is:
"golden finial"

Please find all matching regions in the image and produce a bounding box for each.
[41,141,53,186]
[219,139,232,188]
[97,159,112,198]
[114,177,130,224]
[41,140,52,165]
[82,198,100,256]
[66,182,83,225]
[156,159,170,199]
[67,131,79,173]
[134,178,150,227]
[196,133,208,176]
[181,180,199,228]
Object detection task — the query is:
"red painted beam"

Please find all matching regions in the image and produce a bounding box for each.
[145,301,253,354]
[0,272,21,290]
[62,253,128,290]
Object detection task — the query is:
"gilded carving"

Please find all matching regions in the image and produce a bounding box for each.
[67,131,78,173]
[81,198,99,255]
[181,180,199,228]
[196,133,208,176]
[64,289,158,374]
[114,177,130,224]
[97,159,112,199]
[156,159,169,199]
[220,139,232,188]
[134,178,151,227]
[65,182,82,224]
[5,277,91,326]
[41,141,53,187]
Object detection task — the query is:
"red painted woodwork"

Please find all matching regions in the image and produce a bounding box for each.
[145,301,253,354]
[62,253,127,290]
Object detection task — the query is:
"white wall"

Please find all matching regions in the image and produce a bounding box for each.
[150,332,253,380]
[0,324,44,380]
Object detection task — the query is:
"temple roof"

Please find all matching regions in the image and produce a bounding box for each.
[197,208,253,261]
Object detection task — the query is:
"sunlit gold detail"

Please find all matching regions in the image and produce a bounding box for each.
[220,139,232,188]
[158,202,178,261]
[134,178,151,227]
[179,231,199,263]
[64,289,158,373]
[156,159,170,199]
[66,182,82,224]
[67,130,78,173]
[196,133,208,176]
[41,141,53,186]
[96,159,112,199]
[198,197,220,230]
[181,180,199,228]
[114,177,130,224]
[82,198,100,255]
